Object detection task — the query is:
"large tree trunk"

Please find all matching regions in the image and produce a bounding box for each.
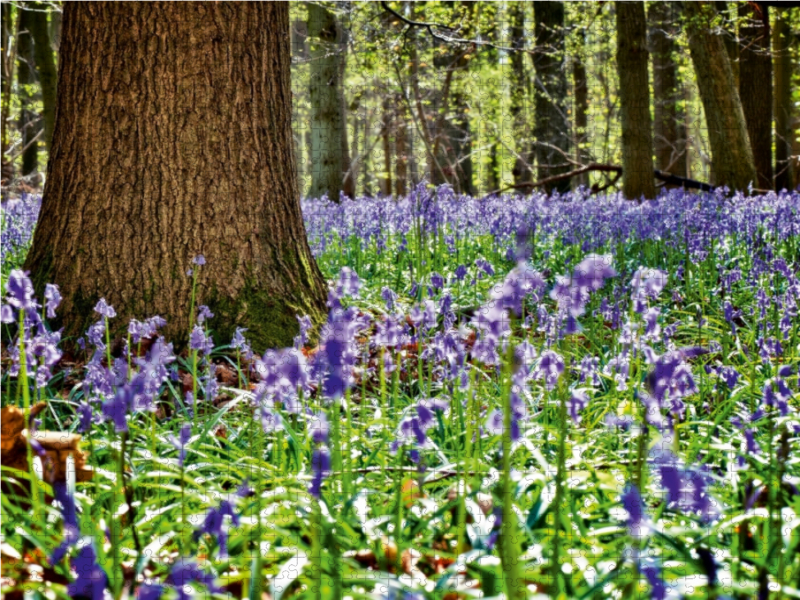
[738,2,773,190]
[684,1,757,192]
[24,2,327,352]
[17,5,38,176]
[714,1,739,87]
[773,8,795,192]
[508,2,531,190]
[648,1,686,177]
[1,3,16,180]
[308,2,352,201]
[28,2,57,152]
[532,1,571,195]
[615,1,655,200]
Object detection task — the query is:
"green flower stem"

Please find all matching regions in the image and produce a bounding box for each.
[18,310,41,526]
[500,339,525,600]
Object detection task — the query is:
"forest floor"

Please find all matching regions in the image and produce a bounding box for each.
[1,186,800,600]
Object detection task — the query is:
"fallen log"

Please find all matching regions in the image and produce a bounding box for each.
[485,164,716,197]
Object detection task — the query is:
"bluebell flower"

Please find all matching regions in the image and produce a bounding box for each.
[166,558,221,600]
[535,350,564,391]
[103,385,132,432]
[568,389,590,424]
[194,496,240,559]
[49,482,80,565]
[6,269,36,310]
[192,254,206,266]
[309,448,331,499]
[67,543,108,600]
[136,582,165,600]
[189,325,213,355]
[621,484,649,537]
[168,423,192,467]
[196,305,214,324]
[44,283,61,319]
[309,412,330,444]
[93,298,116,319]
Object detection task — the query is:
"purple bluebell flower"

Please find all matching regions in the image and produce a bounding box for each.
[136,583,165,600]
[430,272,445,290]
[568,389,590,424]
[189,325,214,355]
[93,298,116,319]
[196,304,214,324]
[309,412,330,444]
[194,496,240,559]
[454,264,468,282]
[6,269,36,310]
[535,350,564,391]
[49,482,80,565]
[375,316,407,348]
[309,448,331,499]
[103,385,132,432]
[168,423,192,467]
[621,484,648,537]
[67,543,108,600]
[475,257,494,277]
[381,287,398,311]
[166,558,221,600]
[192,255,206,266]
[44,284,61,319]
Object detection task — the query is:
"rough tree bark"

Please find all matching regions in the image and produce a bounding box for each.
[28,2,57,152]
[533,1,571,195]
[24,2,327,351]
[308,2,353,201]
[17,5,37,176]
[648,1,686,177]
[684,1,757,191]
[738,2,773,190]
[773,8,795,191]
[615,1,656,200]
[508,2,531,189]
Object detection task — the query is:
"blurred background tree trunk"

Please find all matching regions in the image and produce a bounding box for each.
[649,1,686,177]
[533,1,571,195]
[739,2,773,190]
[684,1,757,191]
[615,1,655,200]
[773,8,795,192]
[308,2,353,200]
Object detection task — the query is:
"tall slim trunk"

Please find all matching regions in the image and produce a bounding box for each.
[615,1,656,200]
[649,1,686,177]
[533,1,571,195]
[382,97,393,196]
[509,2,531,189]
[24,2,326,351]
[395,95,408,197]
[714,2,739,88]
[17,5,38,176]
[452,93,474,195]
[308,2,351,201]
[773,8,795,192]
[572,28,589,188]
[684,1,757,192]
[738,2,772,190]
[29,2,57,152]
[1,3,17,180]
